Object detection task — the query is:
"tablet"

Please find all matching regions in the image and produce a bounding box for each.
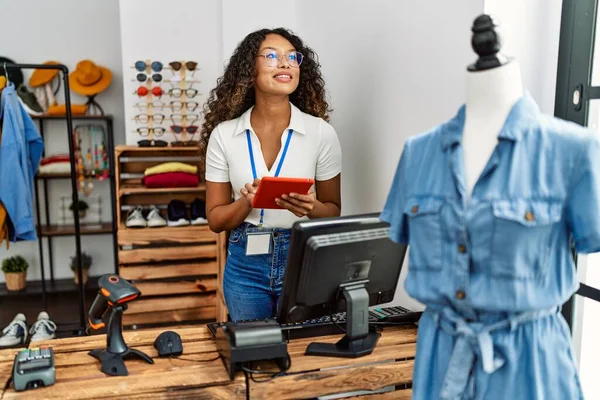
[252,177,315,210]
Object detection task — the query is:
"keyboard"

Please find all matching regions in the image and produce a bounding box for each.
[207,306,421,341]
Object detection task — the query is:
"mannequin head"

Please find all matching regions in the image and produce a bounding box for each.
[201,27,330,145]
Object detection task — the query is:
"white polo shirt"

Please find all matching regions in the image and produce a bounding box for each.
[205,103,342,229]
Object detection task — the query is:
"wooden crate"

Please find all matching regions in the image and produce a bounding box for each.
[115,146,227,327]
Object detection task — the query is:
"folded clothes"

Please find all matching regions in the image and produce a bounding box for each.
[144,162,197,176]
[40,154,71,165]
[38,162,71,175]
[142,171,199,188]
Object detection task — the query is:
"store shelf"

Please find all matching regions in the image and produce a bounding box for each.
[39,222,113,237]
[116,145,201,152]
[36,173,113,180]
[0,277,99,297]
[32,115,113,121]
[119,184,206,196]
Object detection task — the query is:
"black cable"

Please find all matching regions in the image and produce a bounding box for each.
[240,354,291,383]
[169,355,221,363]
[244,369,250,400]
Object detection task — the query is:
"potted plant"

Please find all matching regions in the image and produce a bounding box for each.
[1,255,29,291]
[70,252,92,285]
[69,200,89,219]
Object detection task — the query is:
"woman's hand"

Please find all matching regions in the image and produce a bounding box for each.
[240,178,260,207]
[276,190,316,218]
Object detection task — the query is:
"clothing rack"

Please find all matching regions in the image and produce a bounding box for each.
[3,63,87,332]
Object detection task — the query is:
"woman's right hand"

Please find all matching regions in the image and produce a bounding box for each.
[240,178,260,207]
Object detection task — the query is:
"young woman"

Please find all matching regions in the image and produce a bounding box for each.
[202,28,342,321]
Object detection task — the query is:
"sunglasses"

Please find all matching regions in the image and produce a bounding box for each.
[136,127,166,137]
[170,125,199,134]
[170,113,200,124]
[167,88,199,98]
[134,113,165,124]
[169,101,199,111]
[136,86,163,97]
[257,50,304,67]
[135,61,163,72]
[138,139,168,147]
[169,61,197,72]
[136,73,162,83]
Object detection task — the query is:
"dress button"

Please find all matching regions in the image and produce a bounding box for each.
[458,244,467,253]
[456,290,466,300]
[524,211,535,222]
[411,205,419,214]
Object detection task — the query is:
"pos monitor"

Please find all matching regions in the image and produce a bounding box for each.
[277,213,408,358]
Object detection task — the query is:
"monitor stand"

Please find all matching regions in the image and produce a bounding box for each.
[305,281,380,358]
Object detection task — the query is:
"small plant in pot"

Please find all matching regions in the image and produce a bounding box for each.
[69,200,89,219]
[1,255,29,291]
[70,252,92,285]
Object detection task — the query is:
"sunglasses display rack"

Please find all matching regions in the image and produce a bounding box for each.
[132,59,202,148]
[113,144,227,327]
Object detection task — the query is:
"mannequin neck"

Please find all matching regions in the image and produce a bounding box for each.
[465,60,523,117]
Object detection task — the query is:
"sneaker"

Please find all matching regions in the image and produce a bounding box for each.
[0,313,27,347]
[146,205,167,228]
[126,206,146,228]
[190,198,208,225]
[17,84,44,116]
[29,312,56,342]
[167,199,189,227]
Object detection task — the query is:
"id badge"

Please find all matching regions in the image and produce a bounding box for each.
[246,232,272,255]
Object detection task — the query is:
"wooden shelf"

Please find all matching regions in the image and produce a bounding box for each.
[119,184,206,196]
[32,115,113,121]
[39,222,113,237]
[0,277,99,297]
[36,173,113,180]
[118,224,214,246]
[116,145,200,152]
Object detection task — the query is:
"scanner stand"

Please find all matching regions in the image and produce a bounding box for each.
[305,281,380,358]
[88,305,153,376]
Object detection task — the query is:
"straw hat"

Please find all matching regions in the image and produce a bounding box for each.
[69,60,112,96]
[29,61,60,88]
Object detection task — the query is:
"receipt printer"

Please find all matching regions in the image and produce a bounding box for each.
[215,320,288,379]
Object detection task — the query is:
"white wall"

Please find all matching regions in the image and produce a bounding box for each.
[0,0,124,283]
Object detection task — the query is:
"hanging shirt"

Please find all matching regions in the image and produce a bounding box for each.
[0,83,44,241]
[381,92,593,399]
[205,103,342,229]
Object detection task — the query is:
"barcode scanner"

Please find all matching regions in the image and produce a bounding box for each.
[87,274,154,376]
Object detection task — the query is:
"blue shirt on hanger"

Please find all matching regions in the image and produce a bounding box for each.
[381,92,594,399]
[0,83,43,241]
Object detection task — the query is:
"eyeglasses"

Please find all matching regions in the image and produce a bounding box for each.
[138,139,168,147]
[167,88,199,98]
[134,101,166,110]
[136,127,166,137]
[170,113,200,124]
[134,114,165,124]
[169,101,199,111]
[135,61,163,72]
[170,125,199,134]
[135,86,163,97]
[257,50,303,67]
[169,61,197,72]
[136,73,162,83]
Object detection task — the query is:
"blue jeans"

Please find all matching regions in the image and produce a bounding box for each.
[223,223,291,321]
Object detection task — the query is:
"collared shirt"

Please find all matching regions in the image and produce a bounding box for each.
[381,92,594,399]
[205,103,342,229]
[0,83,43,241]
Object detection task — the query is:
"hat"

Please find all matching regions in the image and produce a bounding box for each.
[29,61,60,88]
[0,56,24,88]
[69,60,112,96]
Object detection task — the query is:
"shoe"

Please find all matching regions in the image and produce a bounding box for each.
[29,312,56,342]
[126,206,146,228]
[0,313,27,347]
[146,205,167,228]
[167,199,189,227]
[17,84,44,116]
[190,198,208,225]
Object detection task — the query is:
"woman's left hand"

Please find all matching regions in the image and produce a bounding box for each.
[276,190,316,218]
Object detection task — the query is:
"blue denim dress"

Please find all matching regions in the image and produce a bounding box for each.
[381,93,599,399]
[223,223,291,320]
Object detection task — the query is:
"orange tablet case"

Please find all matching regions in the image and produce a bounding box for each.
[252,177,315,209]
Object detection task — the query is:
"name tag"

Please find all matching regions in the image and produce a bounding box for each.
[246,232,272,255]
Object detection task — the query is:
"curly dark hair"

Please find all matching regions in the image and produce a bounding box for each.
[200,27,330,146]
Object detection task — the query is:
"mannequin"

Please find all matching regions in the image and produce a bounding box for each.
[463,15,523,198]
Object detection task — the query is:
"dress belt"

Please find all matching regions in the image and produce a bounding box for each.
[428,304,560,400]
